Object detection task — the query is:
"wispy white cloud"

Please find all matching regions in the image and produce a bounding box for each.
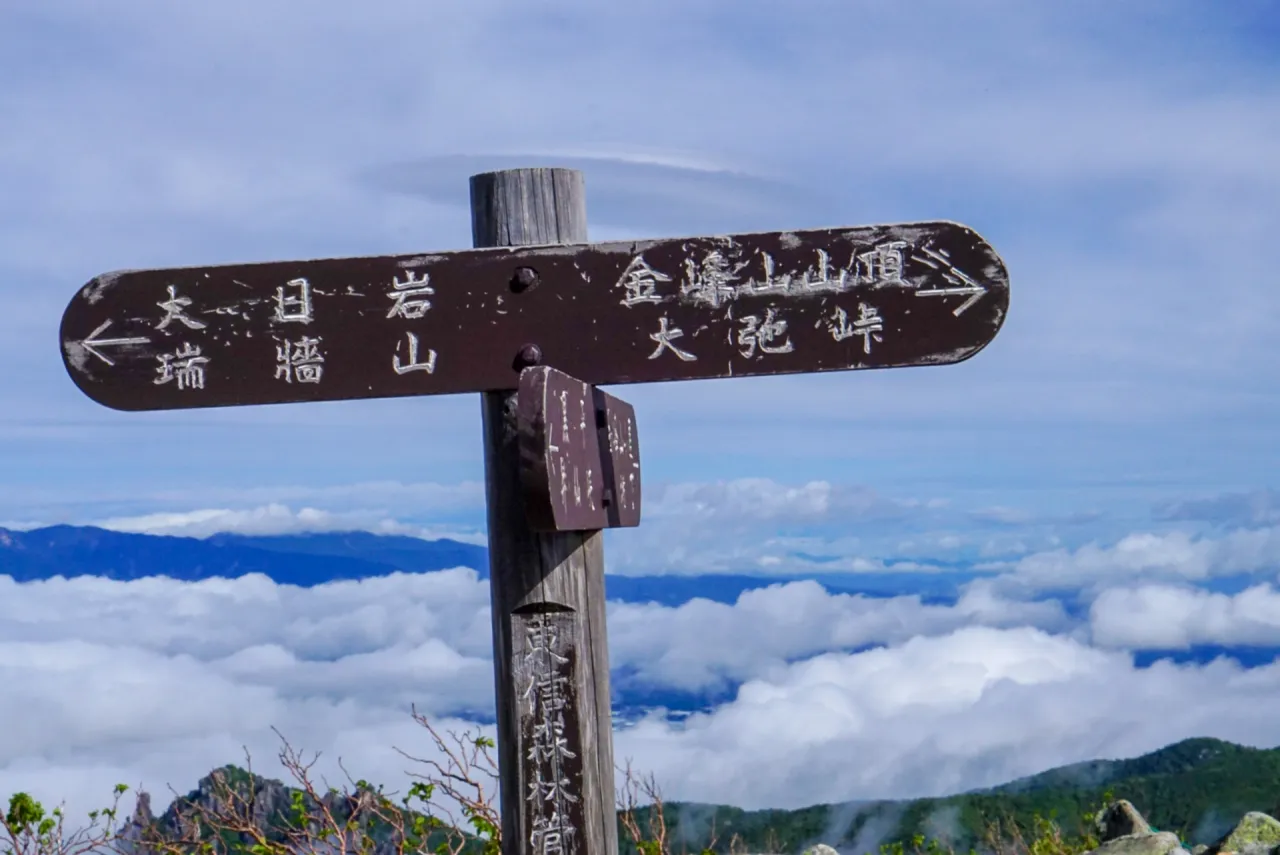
[969,506,1035,525]
[998,526,1280,594]
[1090,583,1280,650]
[642,480,910,525]
[91,503,485,543]
[3,481,487,539]
[607,578,1071,693]
[1156,490,1280,527]
[605,478,971,575]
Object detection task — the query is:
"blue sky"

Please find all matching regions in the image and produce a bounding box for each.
[5,0,1278,542]
[3,0,1280,839]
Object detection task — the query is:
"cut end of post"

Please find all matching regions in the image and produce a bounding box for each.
[469,168,588,248]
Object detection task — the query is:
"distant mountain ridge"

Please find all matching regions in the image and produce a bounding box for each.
[209,531,488,578]
[0,525,982,606]
[0,525,486,585]
[637,736,1280,853]
[984,737,1249,795]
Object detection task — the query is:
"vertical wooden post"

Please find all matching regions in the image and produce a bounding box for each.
[470,168,618,855]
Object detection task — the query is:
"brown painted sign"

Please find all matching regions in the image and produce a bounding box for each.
[517,366,640,532]
[59,221,1010,412]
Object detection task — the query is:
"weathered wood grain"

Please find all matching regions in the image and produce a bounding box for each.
[473,168,617,855]
[59,220,1011,412]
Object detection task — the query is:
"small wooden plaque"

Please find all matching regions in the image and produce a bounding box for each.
[516,366,641,532]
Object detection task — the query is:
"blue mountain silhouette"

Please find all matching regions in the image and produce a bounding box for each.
[0,525,980,606]
[0,526,483,586]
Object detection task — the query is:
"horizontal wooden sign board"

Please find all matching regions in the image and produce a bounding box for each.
[517,366,640,531]
[59,221,1010,411]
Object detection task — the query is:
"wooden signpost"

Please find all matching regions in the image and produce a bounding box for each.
[57,167,1011,855]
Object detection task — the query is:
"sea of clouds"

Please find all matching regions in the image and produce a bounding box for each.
[4,487,1280,830]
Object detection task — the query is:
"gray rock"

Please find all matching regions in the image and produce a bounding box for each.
[1090,831,1184,855]
[1231,846,1278,855]
[1097,800,1154,842]
[1212,813,1280,855]
[802,846,840,855]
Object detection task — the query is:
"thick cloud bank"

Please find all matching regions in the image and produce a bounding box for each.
[3,566,1280,826]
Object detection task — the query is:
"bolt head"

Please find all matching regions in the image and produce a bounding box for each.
[511,267,540,292]
[516,344,542,368]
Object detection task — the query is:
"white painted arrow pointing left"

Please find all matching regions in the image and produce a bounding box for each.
[80,320,151,366]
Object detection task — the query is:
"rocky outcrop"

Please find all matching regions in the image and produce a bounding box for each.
[1073,802,1280,855]
[794,800,1280,855]
[1090,831,1185,855]
[1097,800,1156,841]
[1204,812,1280,855]
[114,790,154,853]
[114,768,407,855]
[1075,799,1280,855]
[1084,799,1182,855]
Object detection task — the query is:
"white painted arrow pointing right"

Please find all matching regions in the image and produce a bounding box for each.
[914,246,989,316]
